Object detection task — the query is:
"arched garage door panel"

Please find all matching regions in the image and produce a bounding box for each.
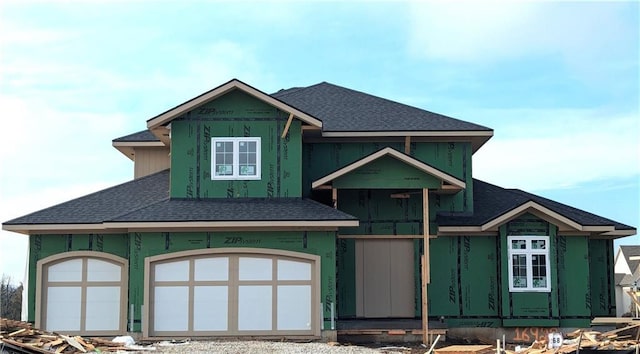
[36,252,128,335]
[146,249,319,337]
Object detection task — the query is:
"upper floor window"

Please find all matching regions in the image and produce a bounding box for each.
[507,235,550,292]
[211,137,261,180]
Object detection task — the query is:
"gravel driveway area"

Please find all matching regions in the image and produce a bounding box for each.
[142,340,422,353]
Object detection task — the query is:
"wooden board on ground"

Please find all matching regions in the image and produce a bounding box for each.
[591,317,640,324]
[435,345,493,354]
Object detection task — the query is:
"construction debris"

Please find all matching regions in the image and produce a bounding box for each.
[509,323,640,354]
[0,318,149,353]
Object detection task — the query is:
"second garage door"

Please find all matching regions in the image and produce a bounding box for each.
[145,248,320,337]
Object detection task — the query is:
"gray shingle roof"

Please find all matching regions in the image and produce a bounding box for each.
[272,82,492,133]
[112,198,357,222]
[4,170,170,225]
[437,179,635,231]
[3,170,355,226]
[619,273,634,286]
[112,130,159,142]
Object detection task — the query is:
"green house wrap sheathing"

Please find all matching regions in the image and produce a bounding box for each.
[333,156,444,189]
[588,238,616,317]
[128,231,336,332]
[170,89,302,198]
[27,233,129,322]
[337,189,424,236]
[302,142,473,213]
[336,238,356,317]
[430,236,501,328]
[557,236,591,327]
[500,215,560,327]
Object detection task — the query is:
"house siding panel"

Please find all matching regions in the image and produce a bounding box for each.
[589,238,616,317]
[134,147,170,179]
[170,90,302,199]
[557,235,591,327]
[500,215,560,327]
[303,142,473,213]
[428,236,501,328]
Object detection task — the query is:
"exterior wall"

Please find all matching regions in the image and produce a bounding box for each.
[499,215,560,327]
[303,142,473,213]
[320,141,474,319]
[589,238,616,317]
[128,230,336,332]
[134,146,170,179]
[337,214,609,328]
[170,89,301,198]
[28,231,336,333]
[429,235,500,327]
[27,233,129,322]
[556,235,591,327]
[321,142,473,319]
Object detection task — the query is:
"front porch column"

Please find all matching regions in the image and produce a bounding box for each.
[422,188,430,344]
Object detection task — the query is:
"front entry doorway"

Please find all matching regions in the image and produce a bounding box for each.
[355,239,415,318]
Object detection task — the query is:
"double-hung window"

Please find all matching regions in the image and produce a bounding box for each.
[507,235,551,292]
[211,137,261,180]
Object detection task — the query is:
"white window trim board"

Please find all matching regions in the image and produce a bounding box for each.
[211,137,261,180]
[507,235,551,293]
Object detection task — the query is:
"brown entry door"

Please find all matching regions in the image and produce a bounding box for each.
[355,239,415,318]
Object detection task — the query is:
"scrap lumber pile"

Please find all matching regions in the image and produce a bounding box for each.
[510,323,640,354]
[0,318,134,353]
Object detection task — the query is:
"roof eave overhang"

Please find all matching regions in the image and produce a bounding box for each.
[320,130,493,153]
[437,201,635,239]
[3,220,359,235]
[146,79,323,135]
[2,223,127,235]
[480,201,583,231]
[112,141,166,160]
[595,229,637,239]
[311,147,466,191]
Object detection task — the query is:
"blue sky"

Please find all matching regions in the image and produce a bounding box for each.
[1,1,638,283]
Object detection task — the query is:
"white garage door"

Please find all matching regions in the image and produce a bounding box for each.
[146,248,320,337]
[37,252,128,336]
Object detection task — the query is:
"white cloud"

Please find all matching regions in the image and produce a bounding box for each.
[0,7,275,283]
[407,1,637,67]
[473,109,640,191]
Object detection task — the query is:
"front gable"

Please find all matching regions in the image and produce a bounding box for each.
[170,89,303,198]
[333,155,443,189]
[312,147,465,191]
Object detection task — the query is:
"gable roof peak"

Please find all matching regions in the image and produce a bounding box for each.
[145,79,323,138]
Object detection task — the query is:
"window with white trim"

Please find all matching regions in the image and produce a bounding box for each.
[211,137,261,180]
[507,235,551,292]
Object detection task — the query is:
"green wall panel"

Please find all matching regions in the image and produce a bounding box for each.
[303,142,472,213]
[428,237,460,317]
[460,236,499,316]
[333,156,443,189]
[128,231,336,331]
[336,238,356,317]
[27,234,128,323]
[589,239,615,317]
[337,189,424,236]
[499,215,560,327]
[426,236,500,325]
[170,89,302,198]
[557,236,590,327]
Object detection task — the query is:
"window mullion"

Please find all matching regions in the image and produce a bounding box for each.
[526,252,533,291]
[233,140,239,178]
